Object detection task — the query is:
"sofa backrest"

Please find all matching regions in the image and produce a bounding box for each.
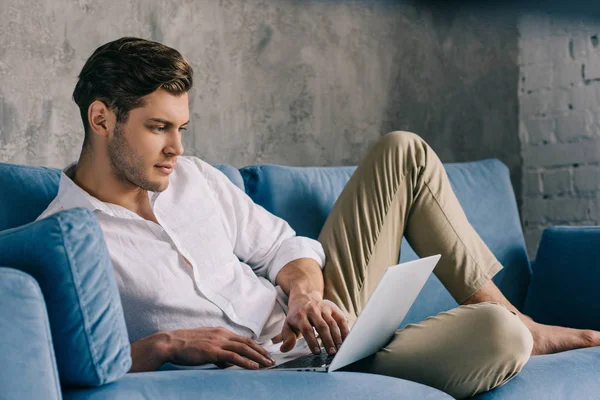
[240,159,532,323]
[0,162,244,232]
[0,163,61,232]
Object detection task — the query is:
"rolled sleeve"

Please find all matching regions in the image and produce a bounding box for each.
[195,157,326,285]
[265,236,326,284]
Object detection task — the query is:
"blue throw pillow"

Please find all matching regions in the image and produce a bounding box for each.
[523,226,600,330]
[0,207,131,387]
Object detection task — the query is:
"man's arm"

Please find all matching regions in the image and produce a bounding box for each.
[194,159,346,353]
[129,327,276,373]
[274,258,349,355]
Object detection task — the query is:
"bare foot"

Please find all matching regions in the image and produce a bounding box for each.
[519,314,600,355]
[462,279,600,355]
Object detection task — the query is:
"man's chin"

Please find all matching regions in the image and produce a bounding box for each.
[138,176,169,193]
[151,179,169,193]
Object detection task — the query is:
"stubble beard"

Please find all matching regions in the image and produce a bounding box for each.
[107,122,166,193]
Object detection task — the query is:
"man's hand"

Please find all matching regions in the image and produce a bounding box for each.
[273,291,349,355]
[130,327,275,372]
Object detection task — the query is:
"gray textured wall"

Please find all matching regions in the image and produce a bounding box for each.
[0,0,520,202]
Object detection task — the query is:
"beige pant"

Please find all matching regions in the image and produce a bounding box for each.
[318,131,533,399]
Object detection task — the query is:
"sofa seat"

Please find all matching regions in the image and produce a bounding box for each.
[474,346,600,399]
[63,370,452,400]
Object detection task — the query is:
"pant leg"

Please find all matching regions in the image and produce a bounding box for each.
[343,301,533,399]
[317,131,532,398]
[318,130,503,323]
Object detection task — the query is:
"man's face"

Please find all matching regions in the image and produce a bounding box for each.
[107,89,189,193]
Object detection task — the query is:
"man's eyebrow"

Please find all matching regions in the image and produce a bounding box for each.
[146,118,190,126]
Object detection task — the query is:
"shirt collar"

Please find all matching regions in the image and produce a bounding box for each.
[57,162,157,220]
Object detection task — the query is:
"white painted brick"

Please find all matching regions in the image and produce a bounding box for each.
[583,53,600,80]
[554,62,582,87]
[552,89,572,112]
[569,35,589,60]
[573,165,600,192]
[524,170,543,196]
[519,39,550,66]
[584,109,600,138]
[542,168,571,195]
[523,139,600,167]
[522,117,555,145]
[544,86,596,115]
[546,196,590,222]
[522,63,554,92]
[519,91,553,116]
[522,198,547,224]
[555,111,587,141]
[589,193,600,221]
[569,84,598,110]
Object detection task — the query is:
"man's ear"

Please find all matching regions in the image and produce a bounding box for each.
[88,100,115,139]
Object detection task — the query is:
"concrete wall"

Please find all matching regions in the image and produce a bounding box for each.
[519,14,600,257]
[0,1,519,201]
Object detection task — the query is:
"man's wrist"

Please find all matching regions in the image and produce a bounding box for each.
[129,330,173,373]
[151,331,175,365]
[288,288,323,304]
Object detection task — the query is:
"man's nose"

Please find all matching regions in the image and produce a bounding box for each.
[166,134,184,156]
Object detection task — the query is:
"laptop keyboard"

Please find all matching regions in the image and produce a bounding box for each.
[268,349,336,370]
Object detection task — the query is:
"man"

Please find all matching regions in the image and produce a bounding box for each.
[37,37,600,399]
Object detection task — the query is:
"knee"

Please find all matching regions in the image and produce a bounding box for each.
[477,302,533,372]
[371,131,430,168]
[379,131,426,151]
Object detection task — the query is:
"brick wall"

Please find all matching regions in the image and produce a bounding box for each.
[520,15,600,258]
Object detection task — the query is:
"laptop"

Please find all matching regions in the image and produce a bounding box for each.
[264,254,441,372]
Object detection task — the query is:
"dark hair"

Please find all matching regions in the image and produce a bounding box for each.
[72,36,194,150]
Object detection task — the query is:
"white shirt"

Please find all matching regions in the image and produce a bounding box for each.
[36,156,331,346]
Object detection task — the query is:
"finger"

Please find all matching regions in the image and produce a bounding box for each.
[299,318,321,355]
[224,341,274,367]
[308,313,336,355]
[279,323,298,353]
[332,309,350,340]
[215,361,234,369]
[271,333,283,344]
[322,312,342,350]
[219,350,260,370]
[231,335,275,364]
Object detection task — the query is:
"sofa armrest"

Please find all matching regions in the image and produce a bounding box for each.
[0,267,62,400]
[523,226,600,330]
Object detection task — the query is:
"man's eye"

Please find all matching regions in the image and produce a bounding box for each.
[152,127,187,132]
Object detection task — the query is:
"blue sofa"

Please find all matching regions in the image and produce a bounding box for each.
[1,158,600,400]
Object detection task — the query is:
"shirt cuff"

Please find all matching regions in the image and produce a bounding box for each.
[267,236,326,285]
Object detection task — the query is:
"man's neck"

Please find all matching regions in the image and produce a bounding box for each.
[72,154,151,217]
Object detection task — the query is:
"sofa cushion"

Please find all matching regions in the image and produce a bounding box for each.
[63,370,452,400]
[473,346,600,399]
[240,164,357,240]
[523,226,600,330]
[240,159,531,327]
[0,208,131,387]
[0,268,61,400]
[214,163,245,190]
